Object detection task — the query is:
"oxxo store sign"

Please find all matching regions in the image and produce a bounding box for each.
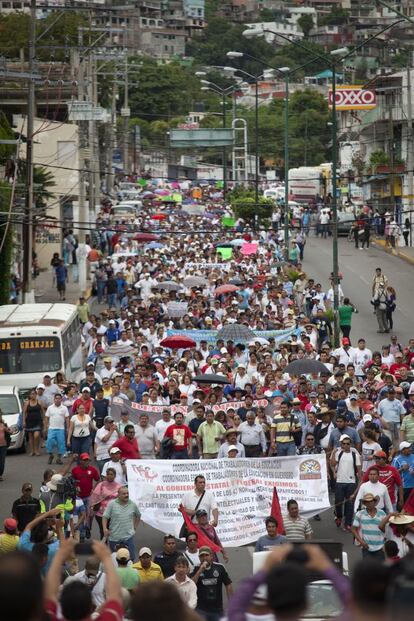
[328,86,376,110]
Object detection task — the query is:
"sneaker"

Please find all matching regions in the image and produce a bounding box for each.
[314,514,321,521]
[56,456,63,465]
[343,525,352,533]
[48,454,54,465]
[335,517,342,528]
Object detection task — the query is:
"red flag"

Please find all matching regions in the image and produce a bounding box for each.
[178,505,222,553]
[270,487,285,535]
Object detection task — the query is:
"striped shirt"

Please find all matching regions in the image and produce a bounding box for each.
[352,508,386,551]
[271,414,300,443]
[283,515,313,541]
[103,499,141,541]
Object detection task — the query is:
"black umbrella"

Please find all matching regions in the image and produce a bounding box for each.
[217,323,256,342]
[192,373,231,385]
[284,359,331,376]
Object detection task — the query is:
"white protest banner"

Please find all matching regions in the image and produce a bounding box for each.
[211,399,268,413]
[127,455,329,546]
[166,302,188,318]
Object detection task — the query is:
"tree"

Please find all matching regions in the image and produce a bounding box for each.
[297,14,314,37]
[319,7,350,26]
[231,195,273,224]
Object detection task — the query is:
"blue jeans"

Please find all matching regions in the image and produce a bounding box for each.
[108,535,136,561]
[0,446,7,476]
[170,449,189,459]
[46,429,66,455]
[335,482,356,526]
[71,436,91,458]
[108,293,117,308]
[96,280,106,303]
[276,442,296,456]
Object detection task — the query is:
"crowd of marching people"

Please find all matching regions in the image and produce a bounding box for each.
[1,180,414,620]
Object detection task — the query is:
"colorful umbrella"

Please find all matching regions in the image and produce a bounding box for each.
[145,242,164,249]
[214,284,238,296]
[134,233,158,242]
[230,239,245,246]
[160,335,197,350]
[151,213,167,220]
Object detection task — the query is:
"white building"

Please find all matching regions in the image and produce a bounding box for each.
[245,20,303,45]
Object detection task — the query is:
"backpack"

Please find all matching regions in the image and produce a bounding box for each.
[56,474,77,500]
[337,449,358,478]
[290,414,303,447]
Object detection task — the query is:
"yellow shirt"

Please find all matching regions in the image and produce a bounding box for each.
[0,533,19,554]
[132,561,164,582]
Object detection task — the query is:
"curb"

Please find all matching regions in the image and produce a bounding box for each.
[372,240,414,267]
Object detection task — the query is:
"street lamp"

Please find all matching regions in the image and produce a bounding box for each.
[242,21,405,346]
[221,63,261,211]
[197,76,238,198]
[226,50,313,261]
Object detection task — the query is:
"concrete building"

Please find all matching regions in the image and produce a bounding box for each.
[13,116,80,270]
[245,19,303,44]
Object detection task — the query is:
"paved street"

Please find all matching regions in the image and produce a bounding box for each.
[2,236,411,585]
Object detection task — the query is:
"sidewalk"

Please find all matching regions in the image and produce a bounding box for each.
[372,239,414,266]
[33,266,92,305]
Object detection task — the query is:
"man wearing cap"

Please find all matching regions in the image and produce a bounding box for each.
[100,356,117,380]
[132,547,164,582]
[362,450,402,510]
[102,447,127,484]
[0,518,19,553]
[392,441,414,502]
[44,393,70,465]
[197,410,226,459]
[103,486,141,561]
[72,387,94,416]
[330,434,362,531]
[400,403,414,446]
[191,546,233,621]
[217,429,245,459]
[11,482,41,532]
[115,547,140,592]
[195,510,228,563]
[378,387,406,448]
[353,466,393,514]
[352,493,388,559]
[94,416,120,472]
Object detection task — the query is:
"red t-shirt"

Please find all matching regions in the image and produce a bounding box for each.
[389,363,409,377]
[164,423,192,451]
[72,465,100,498]
[72,397,94,415]
[112,436,141,460]
[45,598,123,621]
[362,464,402,504]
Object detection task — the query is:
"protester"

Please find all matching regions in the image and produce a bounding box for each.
[132,547,164,582]
[191,546,233,621]
[165,556,198,608]
[154,534,181,578]
[103,486,141,560]
[283,500,312,541]
[11,482,42,532]
[255,516,288,551]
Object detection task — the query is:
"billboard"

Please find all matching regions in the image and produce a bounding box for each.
[328,86,376,110]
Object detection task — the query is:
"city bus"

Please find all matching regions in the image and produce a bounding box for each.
[0,304,83,394]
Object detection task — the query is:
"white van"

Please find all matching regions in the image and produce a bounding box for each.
[0,385,24,452]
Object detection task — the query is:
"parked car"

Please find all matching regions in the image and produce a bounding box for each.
[0,385,25,452]
[337,211,355,236]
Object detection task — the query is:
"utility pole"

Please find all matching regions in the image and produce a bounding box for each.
[107,79,117,193]
[75,29,88,294]
[22,0,36,303]
[406,61,413,245]
[121,56,130,175]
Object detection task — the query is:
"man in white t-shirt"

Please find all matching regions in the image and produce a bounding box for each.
[330,433,362,531]
[180,475,218,526]
[155,409,174,442]
[102,447,127,485]
[45,393,69,465]
[353,466,393,514]
[94,416,120,473]
[351,338,373,377]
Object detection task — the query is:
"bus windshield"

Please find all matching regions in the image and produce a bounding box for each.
[0,337,62,375]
